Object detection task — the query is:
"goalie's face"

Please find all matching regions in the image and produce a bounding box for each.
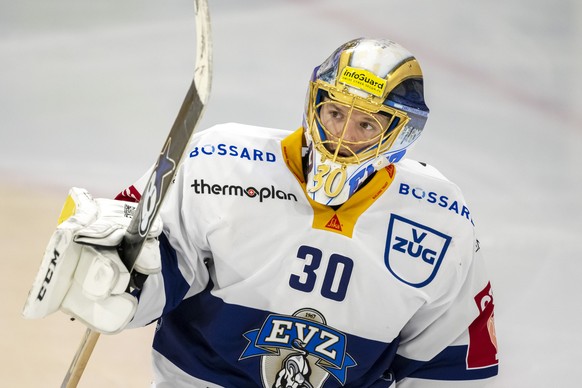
[318,97,391,158]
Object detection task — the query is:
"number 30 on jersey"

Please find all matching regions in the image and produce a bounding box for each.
[289,245,354,302]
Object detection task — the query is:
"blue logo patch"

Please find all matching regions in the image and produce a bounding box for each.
[385,214,451,287]
[240,311,356,386]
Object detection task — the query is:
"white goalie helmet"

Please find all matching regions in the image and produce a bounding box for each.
[303,38,430,206]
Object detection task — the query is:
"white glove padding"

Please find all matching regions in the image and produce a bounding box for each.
[22,187,162,334]
[76,196,162,275]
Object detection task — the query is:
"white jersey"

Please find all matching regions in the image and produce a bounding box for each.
[119,123,498,387]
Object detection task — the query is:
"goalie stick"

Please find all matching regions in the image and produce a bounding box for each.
[61,0,212,386]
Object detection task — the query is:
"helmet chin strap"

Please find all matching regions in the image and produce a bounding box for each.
[372,155,391,171]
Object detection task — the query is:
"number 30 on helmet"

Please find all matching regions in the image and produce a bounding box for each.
[303,38,430,206]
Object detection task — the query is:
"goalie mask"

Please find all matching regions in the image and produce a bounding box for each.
[303,38,430,206]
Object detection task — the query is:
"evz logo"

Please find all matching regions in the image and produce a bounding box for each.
[384,214,451,287]
[139,139,176,236]
[240,309,356,387]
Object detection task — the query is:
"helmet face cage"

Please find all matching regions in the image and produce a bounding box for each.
[310,81,410,165]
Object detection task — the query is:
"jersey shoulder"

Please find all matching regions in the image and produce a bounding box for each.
[181,123,292,176]
[396,158,464,195]
[393,158,475,227]
[397,158,450,183]
[193,123,292,144]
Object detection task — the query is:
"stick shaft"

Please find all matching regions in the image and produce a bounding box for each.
[61,329,101,388]
[59,0,212,386]
[120,0,212,289]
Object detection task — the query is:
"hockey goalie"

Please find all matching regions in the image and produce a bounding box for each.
[24,38,498,387]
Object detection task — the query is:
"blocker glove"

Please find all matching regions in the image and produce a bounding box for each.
[22,187,162,334]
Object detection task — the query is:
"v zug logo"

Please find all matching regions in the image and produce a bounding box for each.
[384,214,451,288]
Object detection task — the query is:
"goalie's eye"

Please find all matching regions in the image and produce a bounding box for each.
[324,105,345,121]
[358,118,383,133]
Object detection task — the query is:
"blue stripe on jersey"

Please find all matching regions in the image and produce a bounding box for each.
[152,281,404,387]
[392,346,498,382]
[159,232,191,316]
